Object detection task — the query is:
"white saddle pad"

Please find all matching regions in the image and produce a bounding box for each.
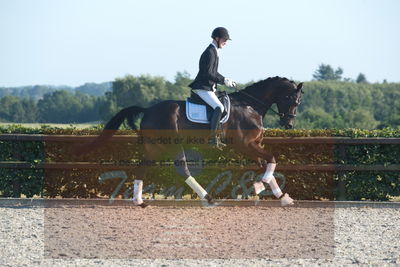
[185,98,230,124]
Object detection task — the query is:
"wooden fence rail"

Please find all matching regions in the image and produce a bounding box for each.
[0,162,399,172]
[0,134,399,172]
[1,134,399,199]
[1,134,400,144]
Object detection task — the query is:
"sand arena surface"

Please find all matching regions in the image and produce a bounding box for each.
[0,204,399,266]
[44,206,334,259]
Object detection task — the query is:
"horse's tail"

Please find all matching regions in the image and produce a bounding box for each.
[104,105,144,131]
[75,106,146,155]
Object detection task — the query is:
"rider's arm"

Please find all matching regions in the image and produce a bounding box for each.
[216,71,225,83]
[199,49,225,85]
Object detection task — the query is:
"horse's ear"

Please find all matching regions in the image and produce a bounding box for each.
[297,82,304,92]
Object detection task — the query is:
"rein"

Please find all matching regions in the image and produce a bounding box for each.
[237,89,285,118]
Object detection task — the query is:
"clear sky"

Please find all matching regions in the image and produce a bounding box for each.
[1,0,399,87]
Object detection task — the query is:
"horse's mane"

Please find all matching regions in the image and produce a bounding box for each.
[243,76,295,91]
[228,76,296,114]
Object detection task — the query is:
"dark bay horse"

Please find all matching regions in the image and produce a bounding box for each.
[78,76,304,206]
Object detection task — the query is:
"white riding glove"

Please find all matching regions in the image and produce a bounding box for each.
[224,78,237,88]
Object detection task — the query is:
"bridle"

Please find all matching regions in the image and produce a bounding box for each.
[275,93,301,119]
[237,89,300,119]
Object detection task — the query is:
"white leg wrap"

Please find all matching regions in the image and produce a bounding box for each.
[185,176,207,199]
[133,179,143,204]
[253,181,266,195]
[261,163,277,183]
[267,176,283,199]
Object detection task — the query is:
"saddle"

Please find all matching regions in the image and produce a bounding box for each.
[185,90,231,124]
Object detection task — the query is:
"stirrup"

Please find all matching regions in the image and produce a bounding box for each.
[208,136,226,149]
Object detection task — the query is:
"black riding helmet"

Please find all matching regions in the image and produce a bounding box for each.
[211,27,231,40]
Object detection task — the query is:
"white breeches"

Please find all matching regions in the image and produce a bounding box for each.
[193,89,224,113]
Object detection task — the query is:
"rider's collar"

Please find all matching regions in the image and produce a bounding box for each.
[211,41,220,56]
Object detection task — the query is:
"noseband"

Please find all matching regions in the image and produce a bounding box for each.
[275,94,301,119]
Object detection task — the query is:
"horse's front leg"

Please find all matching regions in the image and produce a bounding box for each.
[242,141,294,206]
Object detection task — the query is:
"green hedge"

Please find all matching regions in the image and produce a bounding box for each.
[0,124,399,200]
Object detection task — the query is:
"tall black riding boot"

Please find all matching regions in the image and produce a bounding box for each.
[208,107,225,148]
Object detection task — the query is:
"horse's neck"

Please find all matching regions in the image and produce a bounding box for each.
[234,85,276,116]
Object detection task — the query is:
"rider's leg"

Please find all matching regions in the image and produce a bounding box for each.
[193,89,225,113]
[210,106,223,137]
[193,90,225,145]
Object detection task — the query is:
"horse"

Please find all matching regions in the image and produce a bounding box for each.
[77,76,304,207]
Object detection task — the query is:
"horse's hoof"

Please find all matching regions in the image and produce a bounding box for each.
[138,202,148,208]
[280,193,294,207]
[204,194,215,204]
[133,200,148,208]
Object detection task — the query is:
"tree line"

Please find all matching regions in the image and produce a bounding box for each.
[0,65,398,129]
[0,82,111,100]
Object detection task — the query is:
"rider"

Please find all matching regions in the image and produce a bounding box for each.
[189,27,237,147]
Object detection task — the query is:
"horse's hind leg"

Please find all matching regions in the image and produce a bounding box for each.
[169,103,214,204]
[130,145,155,208]
[174,148,213,204]
[132,173,148,208]
[130,102,182,208]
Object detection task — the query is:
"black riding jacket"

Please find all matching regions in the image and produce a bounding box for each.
[189,44,225,91]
